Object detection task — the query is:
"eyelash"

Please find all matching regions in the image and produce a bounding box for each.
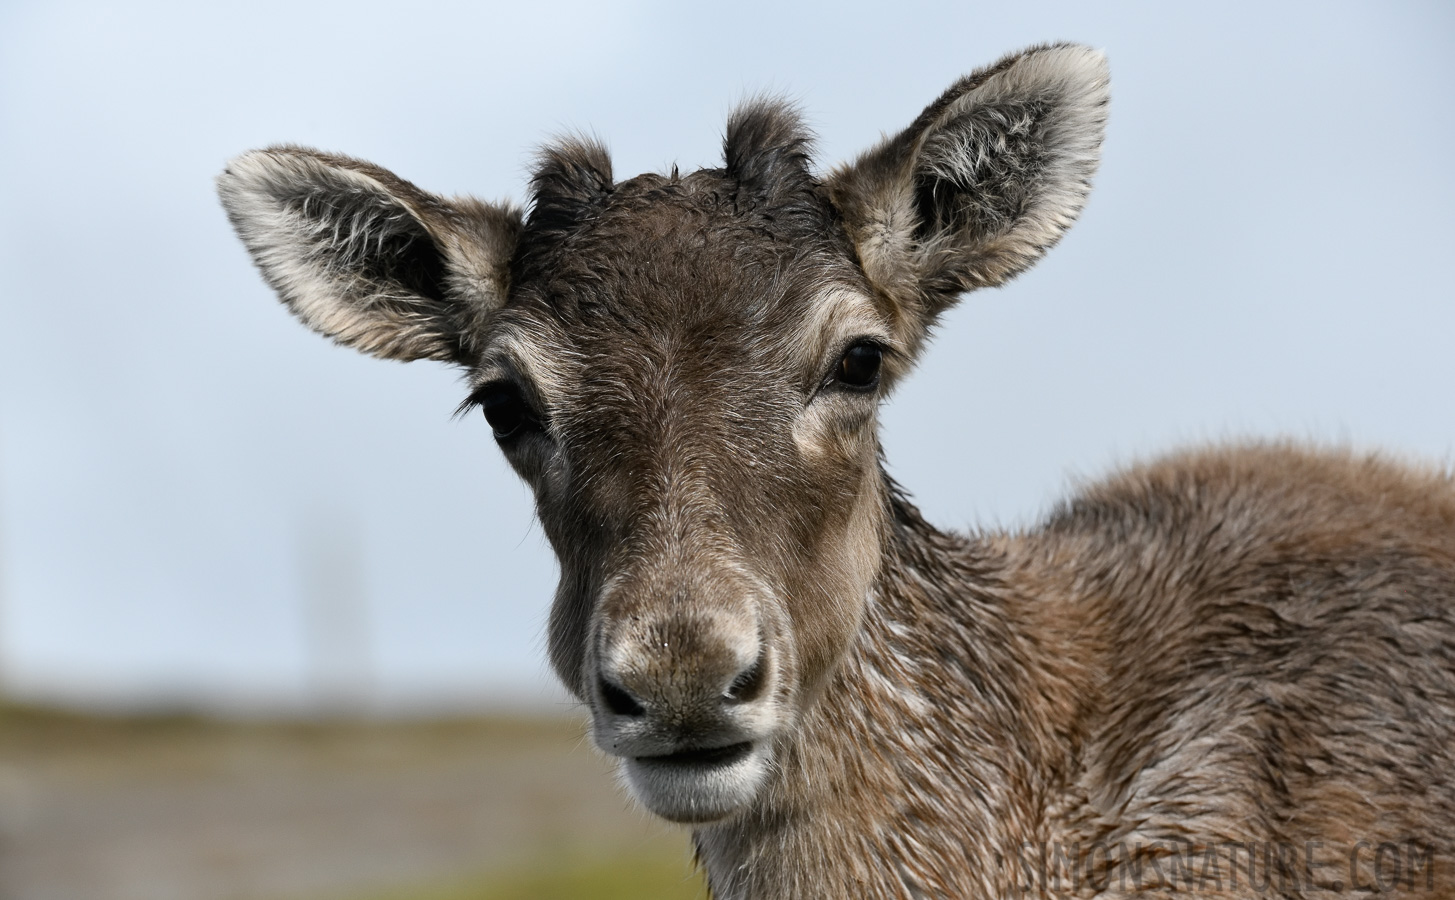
[458,381,545,440]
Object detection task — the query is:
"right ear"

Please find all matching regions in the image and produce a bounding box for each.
[217,147,522,363]
[827,43,1108,354]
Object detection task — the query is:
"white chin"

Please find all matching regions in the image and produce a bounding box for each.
[621,743,770,823]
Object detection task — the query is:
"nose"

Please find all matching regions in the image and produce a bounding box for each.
[599,648,768,718]
[596,616,770,725]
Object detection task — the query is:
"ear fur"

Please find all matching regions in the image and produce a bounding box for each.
[827,43,1108,350]
[217,147,522,363]
[528,136,614,238]
[724,99,816,205]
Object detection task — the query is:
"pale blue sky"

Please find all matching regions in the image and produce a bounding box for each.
[1,0,1452,713]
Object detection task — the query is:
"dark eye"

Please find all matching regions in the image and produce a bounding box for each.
[835,342,883,390]
[479,382,538,439]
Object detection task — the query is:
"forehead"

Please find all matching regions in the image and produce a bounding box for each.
[505,168,864,343]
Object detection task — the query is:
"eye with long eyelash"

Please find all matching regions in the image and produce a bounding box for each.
[459,381,543,440]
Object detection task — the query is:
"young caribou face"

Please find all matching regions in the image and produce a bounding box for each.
[470,150,895,822]
[217,43,1107,823]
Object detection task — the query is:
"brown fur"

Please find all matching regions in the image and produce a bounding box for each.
[696,446,1455,897]
[219,43,1455,898]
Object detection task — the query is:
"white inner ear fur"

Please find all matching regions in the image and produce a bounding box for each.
[219,149,516,363]
[220,152,422,340]
[829,43,1108,344]
[916,43,1108,257]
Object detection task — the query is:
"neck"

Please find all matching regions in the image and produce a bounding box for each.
[694,489,1091,899]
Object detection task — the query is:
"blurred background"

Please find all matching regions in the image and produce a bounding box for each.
[0,1,1451,897]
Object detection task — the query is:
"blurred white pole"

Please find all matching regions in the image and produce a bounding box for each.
[298,508,373,716]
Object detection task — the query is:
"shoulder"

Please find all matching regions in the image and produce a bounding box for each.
[1040,442,1455,549]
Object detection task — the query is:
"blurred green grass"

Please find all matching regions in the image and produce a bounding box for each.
[0,700,710,900]
[330,854,707,900]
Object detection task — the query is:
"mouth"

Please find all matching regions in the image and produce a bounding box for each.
[634,741,753,768]
[620,739,770,823]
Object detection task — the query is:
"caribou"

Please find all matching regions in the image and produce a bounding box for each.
[219,43,1455,899]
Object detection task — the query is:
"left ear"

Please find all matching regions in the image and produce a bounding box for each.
[218,146,522,364]
[826,43,1108,349]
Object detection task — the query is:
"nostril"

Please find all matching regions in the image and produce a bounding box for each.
[723,653,768,704]
[599,676,646,717]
